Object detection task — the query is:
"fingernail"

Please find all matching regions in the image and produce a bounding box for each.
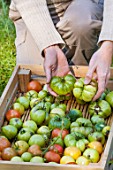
[84,79,90,84]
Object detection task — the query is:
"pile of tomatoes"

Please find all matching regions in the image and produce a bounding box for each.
[0,77,112,165]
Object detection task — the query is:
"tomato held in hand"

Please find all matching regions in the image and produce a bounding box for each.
[6,109,21,121]
[27,80,42,92]
[50,74,76,95]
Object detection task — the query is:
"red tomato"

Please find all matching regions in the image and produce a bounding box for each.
[49,144,63,155]
[1,147,17,160]
[6,109,21,121]
[28,144,42,156]
[44,151,61,163]
[27,80,42,92]
[0,137,11,152]
[51,128,69,139]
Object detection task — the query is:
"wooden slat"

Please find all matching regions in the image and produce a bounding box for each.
[71,66,113,79]
[0,66,19,127]
[0,161,104,170]
[18,69,31,92]
[19,64,45,76]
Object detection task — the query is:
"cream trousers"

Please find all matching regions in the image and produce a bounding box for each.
[13,0,104,65]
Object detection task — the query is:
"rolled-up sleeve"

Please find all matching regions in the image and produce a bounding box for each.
[12,0,65,54]
[98,0,113,45]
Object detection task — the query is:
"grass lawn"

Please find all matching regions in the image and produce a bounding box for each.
[0,0,16,97]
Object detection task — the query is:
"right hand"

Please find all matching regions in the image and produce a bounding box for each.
[43,45,70,96]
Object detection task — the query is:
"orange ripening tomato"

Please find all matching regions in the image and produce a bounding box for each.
[27,80,42,92]
[6,109,21,121]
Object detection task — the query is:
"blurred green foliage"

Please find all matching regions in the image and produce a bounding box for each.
[0,0,16,96]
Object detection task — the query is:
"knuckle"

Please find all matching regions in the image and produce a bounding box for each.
[98,88,105,95]
[86,73,92,79]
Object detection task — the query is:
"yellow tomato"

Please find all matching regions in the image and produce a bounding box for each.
[64,146,81,160]
[88,141,103,154]
[76,156,90,165]
[60,155,75,164]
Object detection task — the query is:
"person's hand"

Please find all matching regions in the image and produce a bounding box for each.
[43,45,70,96]
[85,41,113,101]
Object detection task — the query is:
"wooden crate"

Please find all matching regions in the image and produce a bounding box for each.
[0,64,113,170]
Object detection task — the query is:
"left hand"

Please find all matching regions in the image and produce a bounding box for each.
[85,41,113,101]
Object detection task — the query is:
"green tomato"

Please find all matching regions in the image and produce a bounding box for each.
[88,132,105,145]
[88,100,111,118]
[30,98,41,108]
[71,132,86,141]
[13,140,29,156]
[73,78,97,102]
[13,102,25,115]
[102,126,110,136]
[49,116,71,130]
[31,101,45,110]
[11,156,24,162]
[9,118,23,130]
[71,126,93,137]
[28,134,45,147]
[50,108,65,118]
[83,148,99,163]
[94,122,106,132]
[70,118,93,137]
[76,98,86,105]
[23,120,37,132]
[38,90,48,99]
[66,109,82,122]
[105,91,113,107]
[44,95,54,103]
[43,84,48,91]
[30,156,44,163]
[21,152,32,162]
[76,156,90,165]
[50,74,76,95]
[17,128,34,142]
[30,109,46,125]
[37,126,50,137]
[98,92,107,101]
[76,118,92,127]
[58,103,67,112]
[56,93,72,102]
[2,125,17,140]
[76,139,86,152]
[25,90,38,100]
[52,137,64,147]
[91,115,105,125]
[51,103,58,110]
[16,96,30,109]
[64,134,76,147]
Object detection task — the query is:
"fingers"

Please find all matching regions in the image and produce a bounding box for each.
[93,76,105,101]
[44,63,52,84]
[105,72,110,86]
[47,84,58,97]
[84,67,95,85]
[93,69,110,101]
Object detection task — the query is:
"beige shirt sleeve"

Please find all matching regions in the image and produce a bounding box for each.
[98,0,113,45]
[12,0,65,54]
